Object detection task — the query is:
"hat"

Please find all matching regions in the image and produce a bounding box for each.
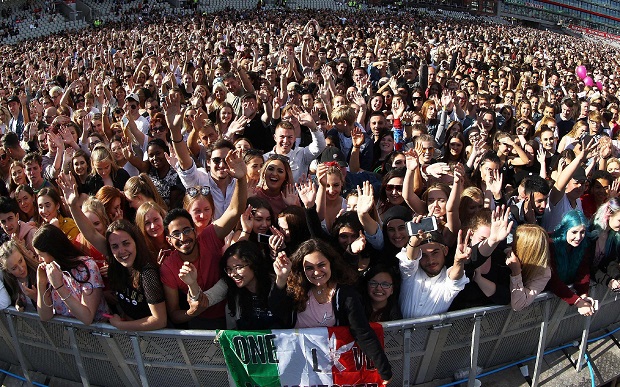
[212,81,227,94]
[319,146,348,167]
[125,93,140,103]
[382,206,413,227]
[572,166,588,182]
[418,231,446,247]
[6,95,19,104]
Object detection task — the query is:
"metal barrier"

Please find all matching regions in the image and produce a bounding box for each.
[1,283,619,387]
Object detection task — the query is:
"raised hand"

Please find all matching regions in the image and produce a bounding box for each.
[227,116,250,136]
[452,163,465,186]
[316,162,328,187]
[178,262,198,286]
[225,149,247,179]
[350,231,366,254]
[281,183,300,206]
[426,162,451,178]
[268,228,286,257]
[273,251,292,289]
[239,205,253,234]
[391,97,405,119]
[404,148,419,171]
[489,205,513,245]
[164,146,179,169]
[356,181,375,216]
[487,169,504,198]
[505,250,522,276]
[351,125,365,148]
[296,177,317,209]
[57,172,79,207]
[454,229,473,263]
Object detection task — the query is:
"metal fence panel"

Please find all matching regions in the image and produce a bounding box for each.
[1,285,619,386]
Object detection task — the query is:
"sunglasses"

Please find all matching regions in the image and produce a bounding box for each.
[187,186,211,198]
[211,157,228,165]
[150,125,166,133]
[386,184,403,192]
[268,154,290,163]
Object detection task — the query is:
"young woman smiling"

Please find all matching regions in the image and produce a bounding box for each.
[270,239,392,384]
[85,144,130,196]
[37,187,80,241]
[253,154,299,217]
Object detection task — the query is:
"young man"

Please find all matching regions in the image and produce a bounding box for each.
[327,105,373,171]
[398,231,470,318]
[264,118,326,183]
[160,150,247,329]
[542,140,595,232]
[22,152,54,193]
[0,197,37,252]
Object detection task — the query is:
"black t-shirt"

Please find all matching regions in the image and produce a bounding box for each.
[116,264,165,321]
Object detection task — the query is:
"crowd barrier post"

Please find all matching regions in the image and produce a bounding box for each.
[544,302,569,346]
[413,322,452,384]
[5,313,33,386]
[67,326,91,387]
[402,327,412,386]
[468,314,484,387]
[130,335,150,387]
[531,301,550,387]
[575,315,592,372]
[91,330,142,386]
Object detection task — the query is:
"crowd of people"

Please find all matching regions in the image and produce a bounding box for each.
[1,6,620,383]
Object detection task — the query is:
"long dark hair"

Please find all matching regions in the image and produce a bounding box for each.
[278,205,310,254]
[220,240,273,319]
[0,240,39,307]
[32,224,90,284]
[287,239,357,312]
[105,220,158,291]
[361,263,401,322]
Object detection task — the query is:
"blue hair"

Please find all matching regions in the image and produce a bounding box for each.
[551,210,590,284]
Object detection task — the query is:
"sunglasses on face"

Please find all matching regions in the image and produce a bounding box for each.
[211,157,228,166]
[187,186,211,198]
[150,125,166,133]
[386,184,403,192]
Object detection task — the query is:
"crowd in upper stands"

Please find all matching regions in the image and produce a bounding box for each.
[0,6,620,383]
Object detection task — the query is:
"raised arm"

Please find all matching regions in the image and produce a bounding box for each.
[164,92,194,171]
[213,150,247,239]
[549,139,595,206]
[58,173,108,253]
[402,149,427,215]
[444,163,464,246]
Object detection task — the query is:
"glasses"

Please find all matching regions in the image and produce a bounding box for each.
[187,186,211,198]
[225,264,249,275]
[150,125,166,133]
[169,227,194,240]
[386,184,403,192]
[129,105,137,110]
[211,157,228,166]
[368,281,393,289]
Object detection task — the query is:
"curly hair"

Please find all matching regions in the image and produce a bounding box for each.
[286,239,356,313]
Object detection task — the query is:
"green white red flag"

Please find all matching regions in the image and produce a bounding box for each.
[216,324,385,387]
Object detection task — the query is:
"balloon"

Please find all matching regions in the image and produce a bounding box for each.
[584,76,594,87]
[575,65,587,80]
[596,81,603,91]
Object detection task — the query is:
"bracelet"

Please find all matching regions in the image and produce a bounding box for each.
[60,290,73,302]
[239,230,249,236]
[190,288,202,302]
[53,283,65,291]
[172,137,183,143]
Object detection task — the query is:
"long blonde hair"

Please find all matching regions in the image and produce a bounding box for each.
[514,224,550,282]
[135,201,168,254]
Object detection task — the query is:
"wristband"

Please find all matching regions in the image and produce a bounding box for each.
[172,137,183,143]
[53,283,65,291]
[190,288,202,302]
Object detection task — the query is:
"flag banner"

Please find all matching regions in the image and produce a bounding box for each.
[216,323,385,387]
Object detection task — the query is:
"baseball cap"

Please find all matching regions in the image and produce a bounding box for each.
[6,95,20,104]
[319,146,348,167]
[418,231,447,247]
[572,166,587,182]
[125,93,140,103]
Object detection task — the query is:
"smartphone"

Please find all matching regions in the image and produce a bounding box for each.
[257,233,271,244]
[406,216,438,236]
[122,117,129,126]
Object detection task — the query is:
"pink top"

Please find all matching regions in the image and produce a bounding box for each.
[295,290,336,328]
[51,257,109,321]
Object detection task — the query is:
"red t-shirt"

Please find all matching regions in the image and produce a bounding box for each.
[160,224,226,319]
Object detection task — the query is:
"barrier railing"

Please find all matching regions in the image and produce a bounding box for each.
[1,283,619,387]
